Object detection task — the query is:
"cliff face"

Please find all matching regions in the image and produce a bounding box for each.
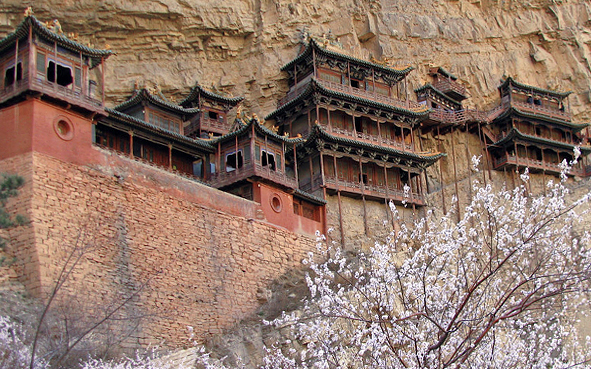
[1,0,591,120]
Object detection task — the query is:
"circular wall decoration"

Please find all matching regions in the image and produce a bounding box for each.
[270,194,283,213]
[53,116,74,141]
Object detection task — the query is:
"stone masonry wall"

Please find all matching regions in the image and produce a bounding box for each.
[0,149,317,347]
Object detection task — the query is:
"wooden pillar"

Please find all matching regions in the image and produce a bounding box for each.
[53,40,57,93]
[128,131,134,159]
[359,158,368,235]
[464,135,472,201]
[436,126,446,214]
[235,135,239,171]
[168,144,173,170]
[293,143,299,185]
[309,157,314,189]
[408,166,416,215]
[450,127,460,222]
[337,190,345,247]
[477,122,488,186]
[13,35,19,85]
[101,57,105,106]
[28,25,34,84]
[320,151,326,199]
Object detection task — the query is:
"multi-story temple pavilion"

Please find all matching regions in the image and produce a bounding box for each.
[266,34,445,210]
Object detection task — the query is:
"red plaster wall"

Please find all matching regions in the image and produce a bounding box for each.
[254,181,324,237]
[0,99,97,165]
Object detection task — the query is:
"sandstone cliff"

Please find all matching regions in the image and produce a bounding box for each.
[1,0,590,121]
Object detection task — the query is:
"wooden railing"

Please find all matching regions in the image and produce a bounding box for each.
[511,100,572,120]
[327,125,414,151]
[324,176,424,204]
[208,162,298,189]
[433,79,467,98]
[320,80,426,111]
[0,75,103,110]
[429,98,572,126]
[492,153,588,176]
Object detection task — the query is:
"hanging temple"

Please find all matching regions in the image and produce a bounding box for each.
[0,13,589,238]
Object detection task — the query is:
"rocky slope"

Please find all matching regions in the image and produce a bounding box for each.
[1,0,591,121]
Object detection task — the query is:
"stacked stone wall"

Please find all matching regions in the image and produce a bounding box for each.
[0,150,317,347]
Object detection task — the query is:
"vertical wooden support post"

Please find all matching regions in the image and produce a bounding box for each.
[168,143,173,170]
[436,126,446,214]
[477,122,488,186]
[464,135,472,201]
[13,36,19,86]
[359,158,368,235]
[319,151,326,199]
[235,135,239,171]
[53,41,57,93]
[309,157,314,189]
[293,143,299,185]
[28,25,34,84]
[383,162,394,228]
[337,190,345,248]
[101,57,105,106]
[450,127,460,222]
[129,131,134,158]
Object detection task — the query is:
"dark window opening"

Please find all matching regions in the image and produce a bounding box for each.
[47,61,73,86]
[226,150,244,172]
[359,173,368,184]
[432,102,438,109]
[261,150,276,171]
[208,111,218,120]
[4,63,22,87]
[534,98,541,106]
[193,159,203,178]
[354,117,362,133]
[351,79,360,88]
[535,126,542,136]
[527,96,533,104]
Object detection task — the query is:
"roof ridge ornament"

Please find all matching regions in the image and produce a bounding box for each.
[24,6,34,17]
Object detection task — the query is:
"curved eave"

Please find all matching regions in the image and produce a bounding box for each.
[0,16,113,68]
[104,108,214,152]
[431,67,458,80]
[491,128,591,153]
[212,118,305,145]
[292,188,327,205]
[179,83,244,107]
[305,124,444,166]
[414,83,462,106]
[113,89,199,116]
[267,78,431,120]
[493,106,587,131]
[500,77,571,98]
[281,39,414,77]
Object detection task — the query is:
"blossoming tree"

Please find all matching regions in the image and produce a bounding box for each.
[268,159,591,368]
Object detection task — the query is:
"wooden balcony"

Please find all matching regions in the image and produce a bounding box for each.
[428,108,488,125]
[208,162,298,189]
[510,100,572,121]
[433,79,467,100]
[324,176,424,205]
[0,74,103,113]
[320,80,426,111]
[492,153,589,177]
[326,125,414,151]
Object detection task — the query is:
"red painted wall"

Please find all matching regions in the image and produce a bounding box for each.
[0,99,97,165]
[254,181,324,237]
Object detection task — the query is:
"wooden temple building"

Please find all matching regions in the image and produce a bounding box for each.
[481,77,591,177]
[1,14,590,241]
[265,35,445,212]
